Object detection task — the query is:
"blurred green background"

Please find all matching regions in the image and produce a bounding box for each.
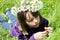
[0,0,60,40]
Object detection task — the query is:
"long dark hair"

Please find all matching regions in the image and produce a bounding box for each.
[17,10,43,33]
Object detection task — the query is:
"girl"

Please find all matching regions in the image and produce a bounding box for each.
[10,0,53,40]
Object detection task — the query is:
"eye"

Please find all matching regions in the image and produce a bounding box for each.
[28,18,33,22]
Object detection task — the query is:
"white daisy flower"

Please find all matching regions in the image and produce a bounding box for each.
[31,5,35,12]
[18,7,21,12]
[20,5,24,11]
[11,6,17,15]
[11,6,16,11]
[23,5,27,11]
[26,5,30,11]
[15,7,21,13]
[38,1,43,10]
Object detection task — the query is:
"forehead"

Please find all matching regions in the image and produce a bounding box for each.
[26,12,34,20]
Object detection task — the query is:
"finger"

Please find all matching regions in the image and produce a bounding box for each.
[45,27,53,31]
[44,27,48,30]
[42,31,48,35]
[43,31,47,32]
[46,30,52,33]
[39,35,45,38]
[42,31,47,34]
[45,29,52,32]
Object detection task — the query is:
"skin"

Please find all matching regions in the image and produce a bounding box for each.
[25,12,40,28]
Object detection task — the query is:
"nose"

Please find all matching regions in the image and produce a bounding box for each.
[34,19,38,24]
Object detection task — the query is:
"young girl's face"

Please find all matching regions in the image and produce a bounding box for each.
[25,12,40,28]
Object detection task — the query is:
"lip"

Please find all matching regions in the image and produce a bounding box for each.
[34,24,39,27]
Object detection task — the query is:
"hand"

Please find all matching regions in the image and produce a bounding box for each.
[34,31,47,40]
[44,27,53,36]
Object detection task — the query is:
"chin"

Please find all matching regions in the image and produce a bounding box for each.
[33,25,39,28]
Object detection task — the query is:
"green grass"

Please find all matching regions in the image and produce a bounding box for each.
[0,0,60,40]
[0,26,18,40]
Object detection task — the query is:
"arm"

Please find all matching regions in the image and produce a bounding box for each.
[10,22,35,40]
[10,27,35,40]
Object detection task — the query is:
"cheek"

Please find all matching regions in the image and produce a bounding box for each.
[38,19,40,23]
[38,18,40,23]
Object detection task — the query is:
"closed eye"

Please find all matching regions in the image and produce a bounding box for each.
[27,18,33,22]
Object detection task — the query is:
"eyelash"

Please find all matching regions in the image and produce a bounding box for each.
[28,16,39,22]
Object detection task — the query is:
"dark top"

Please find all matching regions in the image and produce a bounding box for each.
[25,18,48,38]
[10,18,48,40]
